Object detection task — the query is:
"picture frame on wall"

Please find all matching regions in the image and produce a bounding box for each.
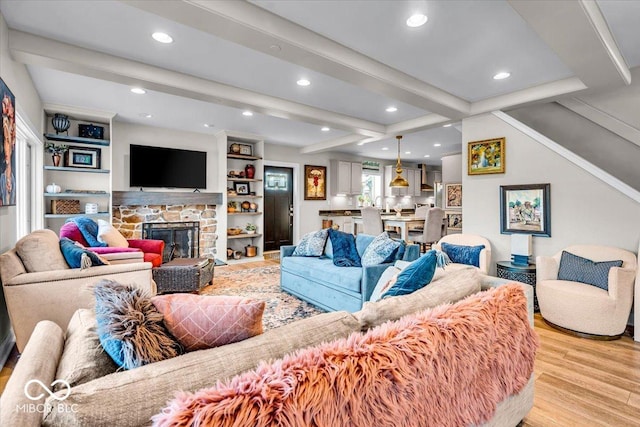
[304,165,327,200]
[0,77,16,207]
[468,137,505,175]
[500,183,551,236]
[64,145,101,169]
[444,183,462,209]
[234,182,250,195]
[446,212,462,230]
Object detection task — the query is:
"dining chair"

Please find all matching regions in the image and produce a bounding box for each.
[409,205,430,232]
[361,207,384,235]
[408,207,445,253]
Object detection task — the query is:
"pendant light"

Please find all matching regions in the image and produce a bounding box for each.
[389,135,409,188]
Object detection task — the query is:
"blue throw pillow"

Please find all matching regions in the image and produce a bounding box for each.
[59,237,107,269]
[361,232,401,267]
[382,250,438,298]
[328,228,361,267]
[292,229,329,257]
[440,242,485,268]
[557,251,622,291]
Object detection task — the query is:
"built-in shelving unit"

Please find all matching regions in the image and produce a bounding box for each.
[43,107,114,231]
[216,131,265,263]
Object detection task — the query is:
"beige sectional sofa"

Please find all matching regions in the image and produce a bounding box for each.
[0,267,536,427]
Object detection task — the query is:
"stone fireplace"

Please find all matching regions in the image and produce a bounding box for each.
[143,221,200,262]
[111,191,222,258]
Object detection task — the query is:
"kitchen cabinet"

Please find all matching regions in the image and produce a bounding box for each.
[330,160,362,195]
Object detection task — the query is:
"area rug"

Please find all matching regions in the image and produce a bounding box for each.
[200,265,325,331]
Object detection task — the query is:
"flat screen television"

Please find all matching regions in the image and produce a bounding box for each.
[130,144,207,189]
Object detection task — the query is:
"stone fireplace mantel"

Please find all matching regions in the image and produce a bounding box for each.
[112,191,223,206]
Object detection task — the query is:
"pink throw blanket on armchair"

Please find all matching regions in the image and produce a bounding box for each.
[153,284,539,427]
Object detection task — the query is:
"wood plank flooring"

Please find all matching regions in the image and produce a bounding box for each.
[1,259,639,426]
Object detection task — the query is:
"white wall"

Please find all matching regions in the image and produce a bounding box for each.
[462,113,640,276]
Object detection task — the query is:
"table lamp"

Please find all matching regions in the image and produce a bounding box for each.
[511,234,532,266]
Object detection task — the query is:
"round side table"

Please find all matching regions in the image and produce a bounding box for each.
[496,261,538,312]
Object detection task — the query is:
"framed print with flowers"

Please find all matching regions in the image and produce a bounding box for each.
[304,165,326,200]
[468,137,505,175]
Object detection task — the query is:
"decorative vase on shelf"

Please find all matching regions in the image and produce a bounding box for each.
[245,164,255,179]
[51,114,70,135]
[46,183,61,193]
[52,154,61,167]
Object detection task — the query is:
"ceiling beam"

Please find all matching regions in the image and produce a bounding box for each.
[508,0,631,89]
[9,30,386,138]
[122,0,471,118]
[299,134,365,154]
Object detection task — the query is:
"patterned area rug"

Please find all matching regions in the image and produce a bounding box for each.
[200,265,325,331]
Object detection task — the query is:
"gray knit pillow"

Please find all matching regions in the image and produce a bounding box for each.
[92,280,183,370]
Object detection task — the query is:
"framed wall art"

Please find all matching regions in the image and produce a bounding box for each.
[65,145,101,169]
[468,137,505,175]
[446,212,462,230]
[500,183,551,236]
[444,183,462,209]
[304,165,327,200]
[0,77,16,206]
[234,182,250,195]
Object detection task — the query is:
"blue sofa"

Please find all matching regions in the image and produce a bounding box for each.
[280,233,420,312]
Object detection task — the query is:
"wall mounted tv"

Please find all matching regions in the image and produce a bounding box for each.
[130,144,207,189]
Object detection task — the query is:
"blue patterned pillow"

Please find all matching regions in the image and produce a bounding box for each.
[361,232,401,266]
[292,229,329,257]
[328,228,361,267]
[440,242,485,268]
[382,250,438,298]
[557,251,622,291]
[59,237,107,269]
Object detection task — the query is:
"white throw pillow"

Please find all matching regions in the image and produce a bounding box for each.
[97,219,129,248]
[369,259,413,302]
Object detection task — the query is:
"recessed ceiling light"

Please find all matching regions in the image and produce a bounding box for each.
[321,126,330,132]
[152,32,173,44]
[385,106,398,113]
[406,13,428,28]
[297,79,311,86]
[242,111,253,117]
[204,123,215,128]
[493,71,511,80]
[405,151,411,154]
[357,142,366,146]
[443,124,452,127]
[424,154,430,158]
[382,147,389,151]
[130,88,146,94]
[434,143,441,147]
[139,113,152,118]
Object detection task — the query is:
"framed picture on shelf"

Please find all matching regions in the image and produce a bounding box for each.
[234,182,250,195]
[304,165,327,200]
[239,144,252,156]
[444,183,462,209]
[64,145,101,169]
[468,137,505,175]
[500,183,551,236]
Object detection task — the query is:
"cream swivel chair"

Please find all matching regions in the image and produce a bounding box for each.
[408,207,445,253]
[361,206,384,235]
[432,234,492,274]
[536,245,637,339]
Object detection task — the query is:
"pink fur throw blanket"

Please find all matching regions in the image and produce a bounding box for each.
[152,284,538,427]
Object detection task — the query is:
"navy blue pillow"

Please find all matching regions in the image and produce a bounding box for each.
[328,228,361,267]
[557,251,622,291]
[60,237,107,269]
[440,242,485,268]
[382,250,438,298]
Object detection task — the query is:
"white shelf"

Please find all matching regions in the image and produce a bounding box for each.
[44,192,110,198]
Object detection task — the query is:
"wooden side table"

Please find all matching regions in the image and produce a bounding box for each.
[496,261,538,312]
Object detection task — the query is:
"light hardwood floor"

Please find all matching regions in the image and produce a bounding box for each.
[1,260,639,426]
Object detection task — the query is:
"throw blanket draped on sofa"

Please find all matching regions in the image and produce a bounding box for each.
[152,284,538,427]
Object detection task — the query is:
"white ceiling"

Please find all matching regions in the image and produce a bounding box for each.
[1,0,638,165]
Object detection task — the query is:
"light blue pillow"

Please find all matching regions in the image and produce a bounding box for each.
[440,242,485,268]
[557,251,622,291]
[361,232,401,267]
[59,237,107,269]
[292,229,329,257]
[382,250,438,298]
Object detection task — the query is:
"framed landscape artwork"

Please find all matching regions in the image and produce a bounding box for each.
[445,183,462,209]
[468,137,505,175]
[500,183,551,236]
[304,165,327,200]
[0,77,16,206]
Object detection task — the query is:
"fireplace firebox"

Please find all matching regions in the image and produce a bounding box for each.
[142,221,200,263]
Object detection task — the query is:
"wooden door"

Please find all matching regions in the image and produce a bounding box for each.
[264,166,293,251]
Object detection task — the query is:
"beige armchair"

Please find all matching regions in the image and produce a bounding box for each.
[433,234,492,274]
[536,245,637,339]
[0,229,156,352]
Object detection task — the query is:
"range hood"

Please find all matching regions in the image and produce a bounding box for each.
[420,164,434,191]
